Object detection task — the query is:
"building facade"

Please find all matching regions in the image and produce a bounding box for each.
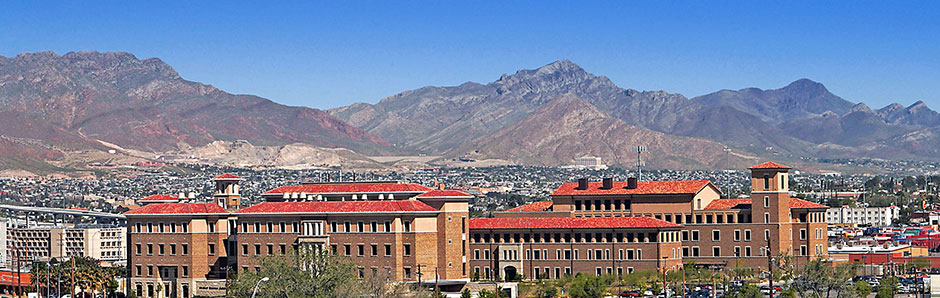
[826,206,900,227]
[468,162,829,280]
[125,175,471,298]
[8,225,125,267]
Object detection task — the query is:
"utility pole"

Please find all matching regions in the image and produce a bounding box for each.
[767,246,773,298]
[724,147,732,197]
[434,267,440,298]
[634,146,647,181]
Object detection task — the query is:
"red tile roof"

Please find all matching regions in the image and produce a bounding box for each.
[704,198,827,209]
[263,182,432,195]
[416,190,473,198]
[213,173,243,180]
[139,194,179,202]
[469,217,680,230]
[236,200,438,214]
[124,203,226,215]
[551,180,716,196]
[789,197,827,209]
[506,201,554,212]
[749,161,791,169]
[705,199,753,210]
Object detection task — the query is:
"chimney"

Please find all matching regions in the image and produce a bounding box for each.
[626,177,638,189]
[577,178,589,190]
[602,178,613,189]
[178,192,185,200]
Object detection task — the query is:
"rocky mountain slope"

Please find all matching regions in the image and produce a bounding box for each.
[453,94,756,168]
[0,51,394,173]
[333,60,940,165]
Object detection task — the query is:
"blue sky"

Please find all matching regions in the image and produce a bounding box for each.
[2,1,939,110]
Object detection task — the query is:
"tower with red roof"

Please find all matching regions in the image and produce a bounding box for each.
[212,173,243,211]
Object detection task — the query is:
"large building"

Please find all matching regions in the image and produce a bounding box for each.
[826,205,900,227]
[8,225,125,266]
[468,162,829,280]
[125,175,471,298]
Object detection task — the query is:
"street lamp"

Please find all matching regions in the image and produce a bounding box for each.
[250,277,269,298]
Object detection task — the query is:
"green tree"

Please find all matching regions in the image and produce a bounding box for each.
[461,288,472,298]
[533,280,558,298]
[875,276,898,298]
[725,284,762,298]
[854,280,872,298]
[568,275,606,298]
[227,247,361,298]
[790,259,856,298]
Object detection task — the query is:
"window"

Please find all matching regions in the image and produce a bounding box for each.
[744,229,752,241]
[208,243,216,255]
[691,247,700,257]
[357,221,365,233]
[182,266,189,277]
[135,243,141,255]
[371,221,378,233]
[147,244,153,255]
[256,244,262,255]
[403,221,412,232]
[344,244,351,256]
[181,222,189,233]
[734,230,741,241]
[331,221,338,233]
[745,246,752,257]
[344,221,351,233]
[764,213,770,223]
[384,221,392,232]
[691,230,700,241]
[266,222,273,233]
[764,196,770,208]
[292,221,299,233]
[763,174,770,189]
[208,221,216,233]
[713,246,721,256]
[242,222,249,233]
[404,244,412,256]
[280,244,287,255]
[242,244,249,256]
[681,231,690,241]
[136,265,142,276]
[371,244,378,256]
[712,230,720,241]
[170,244,177,255]
[385,244,392,256]
[734,247,741,257]
[357,244,365,256]
[267,244,274,255]
[254,222,261,233]
[279,222,286,233]
[800,229,807,240]
[764,229,771,241]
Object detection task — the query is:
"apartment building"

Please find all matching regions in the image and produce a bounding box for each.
[469,162,829,280]
[826,205,900,227]
[8,225,125,266]
[125,174,471,298]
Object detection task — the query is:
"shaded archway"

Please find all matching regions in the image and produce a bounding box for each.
[504,266,518,281]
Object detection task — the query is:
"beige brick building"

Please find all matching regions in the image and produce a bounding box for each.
[125,175,471,298]
[469,162,829,280]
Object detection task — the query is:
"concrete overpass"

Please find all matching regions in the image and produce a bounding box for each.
[0,204,125,225]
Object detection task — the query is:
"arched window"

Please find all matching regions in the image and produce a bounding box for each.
[764,212,770,223]
[763,174,770,190]
[764,196,770,208]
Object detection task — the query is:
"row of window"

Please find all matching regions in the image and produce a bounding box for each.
[573,199,632,211]
[471,231,672,244]
[133,222,196,234]
[135,243,195,256]
[135,282,189,298]
[238,220,411,234]
[473,247,646,261]
[134,264,189,278]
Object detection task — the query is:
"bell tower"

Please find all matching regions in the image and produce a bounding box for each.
[749,162,791,224]
[212,173,244,211]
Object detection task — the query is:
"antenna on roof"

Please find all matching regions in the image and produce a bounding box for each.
[634,146,647,181]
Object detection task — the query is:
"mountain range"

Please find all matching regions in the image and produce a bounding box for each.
[1,51,938,175]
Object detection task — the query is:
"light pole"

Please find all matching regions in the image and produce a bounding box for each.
[250,277,269,298]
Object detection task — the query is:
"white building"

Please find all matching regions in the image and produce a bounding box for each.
[826,206,900,227]
[570,156,607,170]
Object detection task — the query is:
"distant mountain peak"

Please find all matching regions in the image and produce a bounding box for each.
[850,102,874,113]
[909,100,928,110]
[782,78,829,94]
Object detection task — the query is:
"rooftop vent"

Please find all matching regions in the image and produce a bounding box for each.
[601,178,613,189]
[626,177,638,189]
[577,178,589,190]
